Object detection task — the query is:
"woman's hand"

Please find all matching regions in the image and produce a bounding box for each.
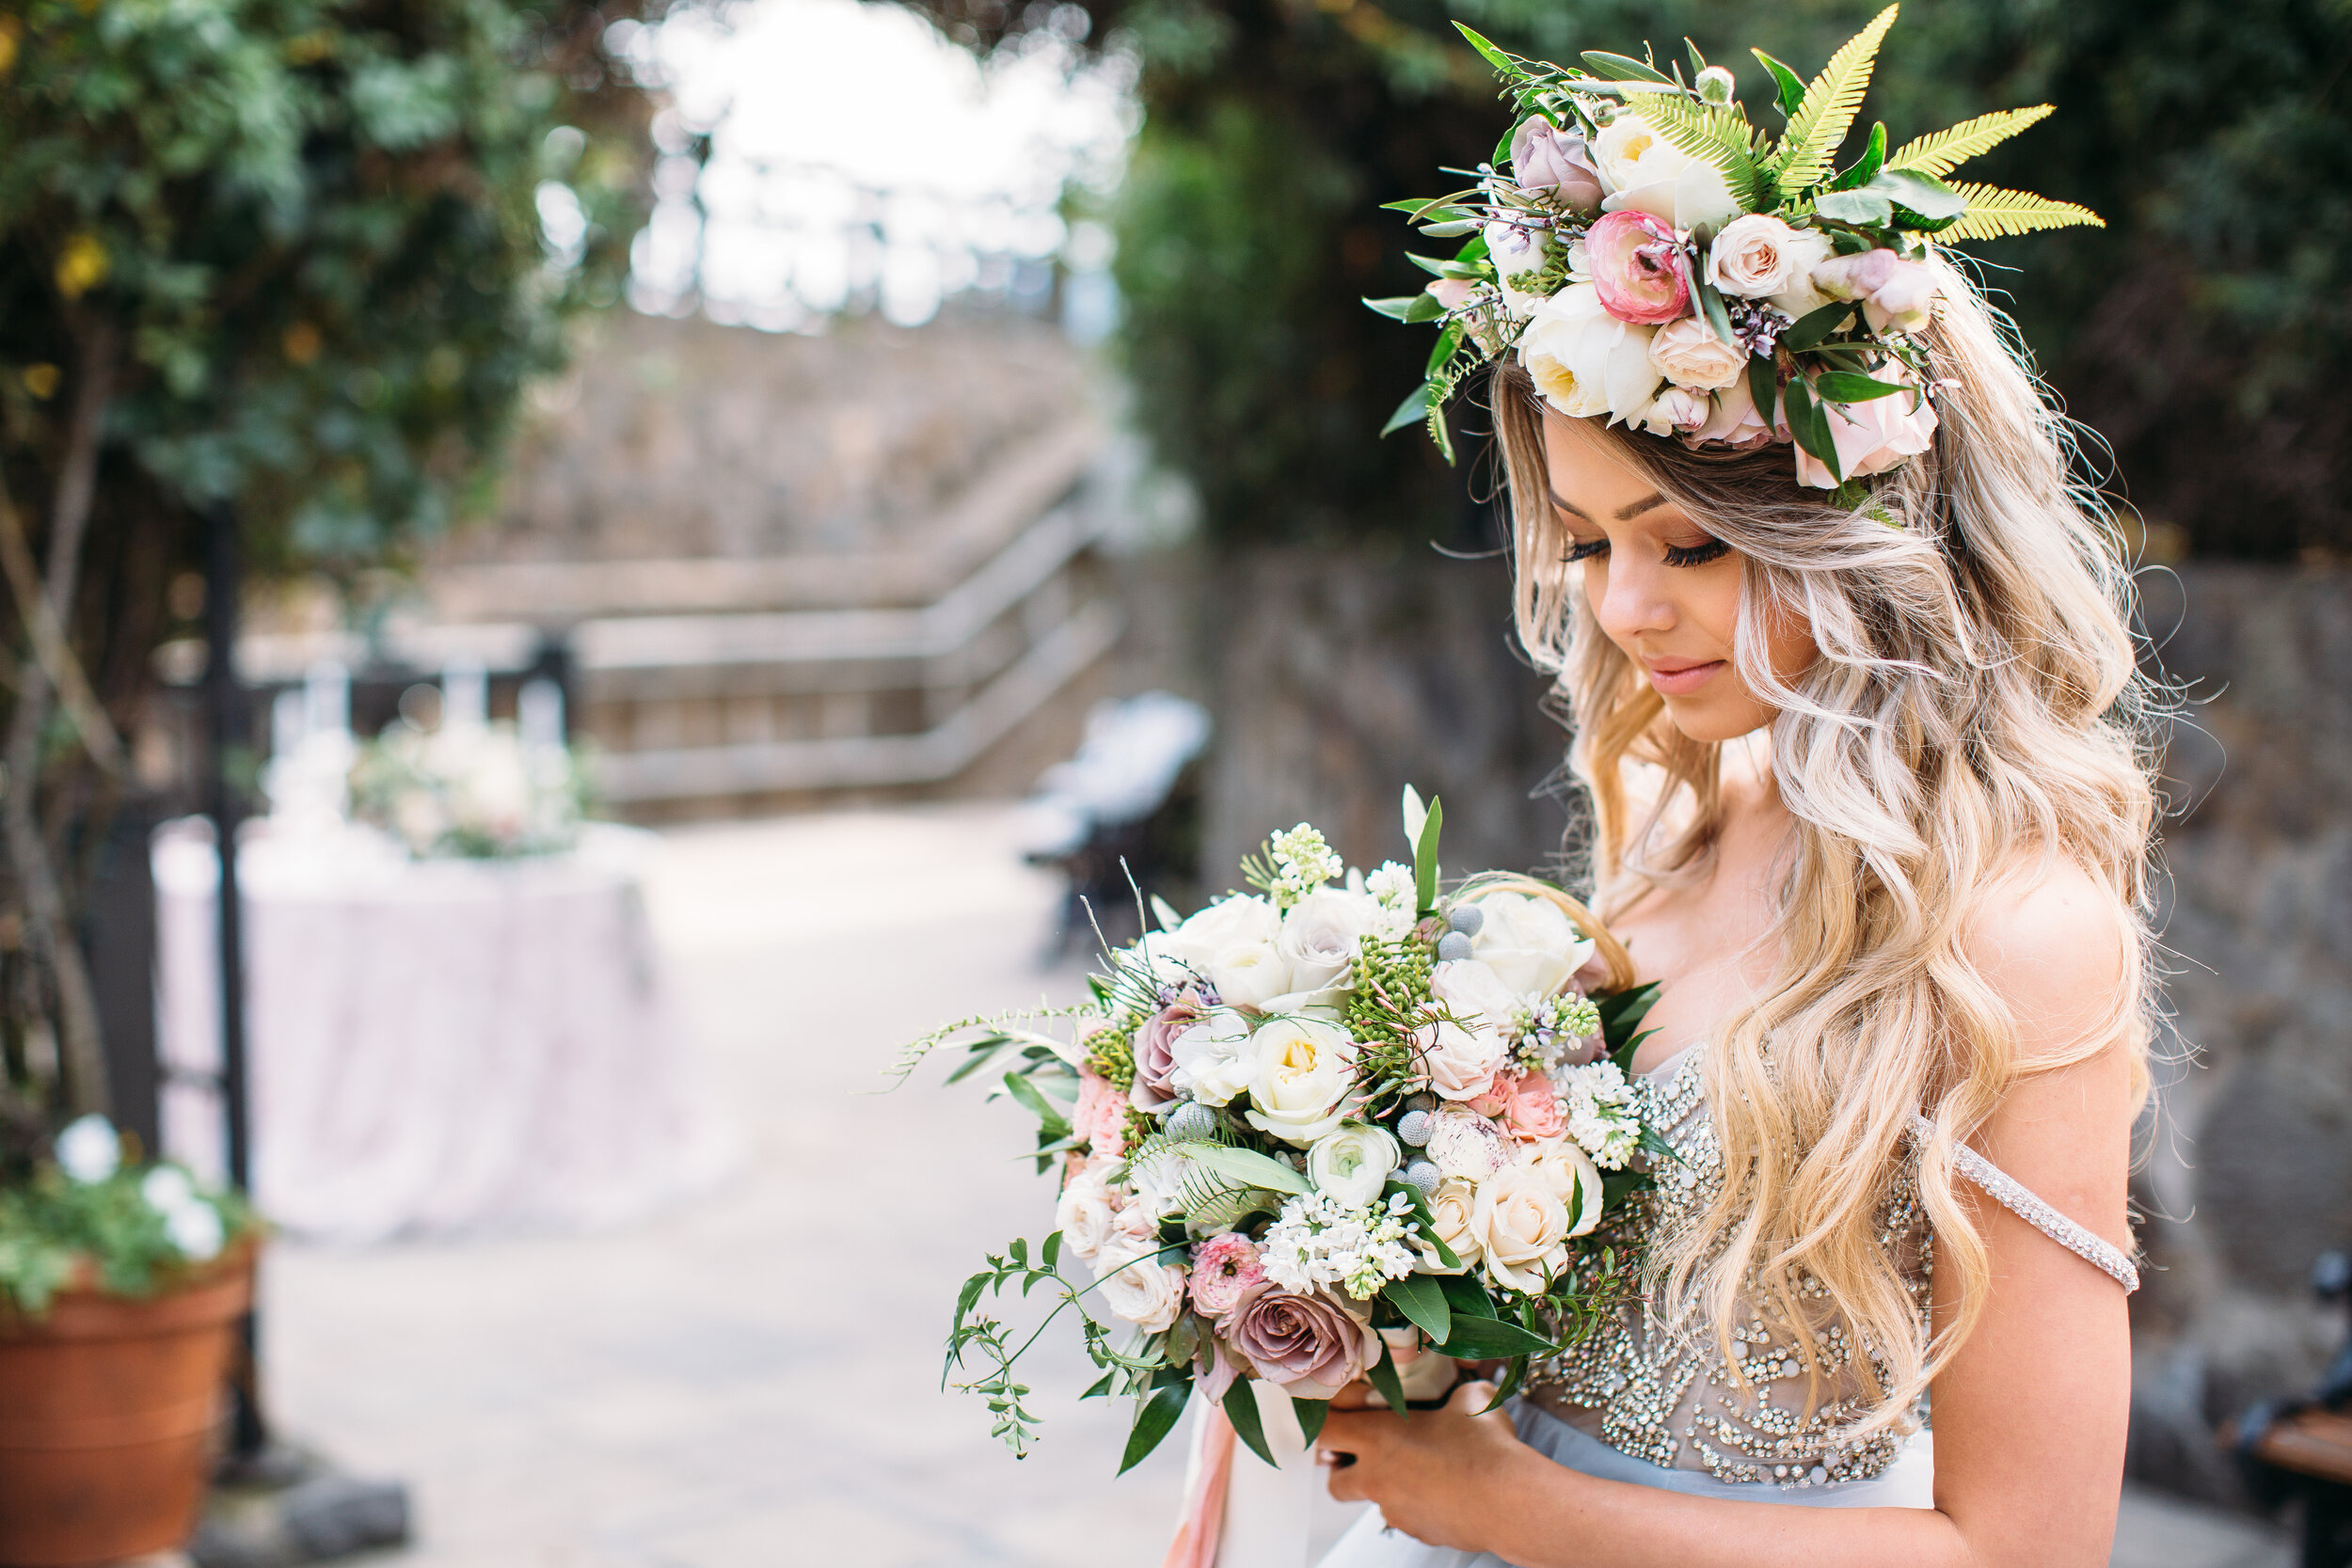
[1317,1381,1534,1552]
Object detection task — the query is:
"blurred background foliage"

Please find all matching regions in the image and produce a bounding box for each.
[908,0,2352,559]
[0,0,663,1118]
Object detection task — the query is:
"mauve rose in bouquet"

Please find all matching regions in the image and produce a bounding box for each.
[893,787,1665,1472]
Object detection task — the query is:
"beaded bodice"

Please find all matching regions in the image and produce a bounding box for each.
[1527,1046,1932,1489]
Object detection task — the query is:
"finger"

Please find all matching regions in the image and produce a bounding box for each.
[1443,1379,1499,1416]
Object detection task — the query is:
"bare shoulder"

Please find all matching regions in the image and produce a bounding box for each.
[1962,852,2141,1244]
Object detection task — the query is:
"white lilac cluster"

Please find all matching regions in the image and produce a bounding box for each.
[1264,823,1344,908]
[1376,9,2105,490]
[1509,991,1604,1073]
[1559,1059,1642,1170]
[1261,1189,1425,1302]
[1361,860,1416,911]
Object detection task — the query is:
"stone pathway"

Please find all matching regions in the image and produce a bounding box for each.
[254,805,2296,1567]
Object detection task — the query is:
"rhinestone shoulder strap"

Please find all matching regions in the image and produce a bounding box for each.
[1909,1113,2139,1292]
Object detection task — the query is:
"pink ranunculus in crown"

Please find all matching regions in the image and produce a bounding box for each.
[1585,209,1692,325]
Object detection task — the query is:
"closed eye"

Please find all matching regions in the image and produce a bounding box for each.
[1564,538,1609,563]
[1663,538,1731,568]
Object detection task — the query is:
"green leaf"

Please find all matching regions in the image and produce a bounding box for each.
[1771,4,1899,197]
[1224,1379,1279,1467]
[1119,1380,1191,1474]
[944,1037,1013,1085]
[1783,375,1842,482]
[1365,1341,1410,1416]
[1698,280,1736,348]
[1580,50,1674,85]
[1383,1275,1454,1346]
[1404,292,1447,323]
[1779,301,1854,352]
[1436,1315,1557,1359]
[1827,121,1886,191]
[1751,48,1806,119]
[1438,1273,1500,1320]
[1481,1353,1533,1411]
[1810,188,1892,227]
[1413,795,1443,915]
[1747,354,1780,433]
[1387,1179,1461,1270]
[1941,182,2106,242]
[1884,105,2054,179]
[1363,295,1422,322]
[1002,1071,1071,1135]
[1184,1142,1312,1196]
[1454,23,1517,77]
[1293,1396,1330,1449]
[1425,323,1465,378]
[1814,371,1908,404]
[1683,38,1708,78]
[1381,383,1431,438]
[1041,1229,1063,1271]
[1872,167,1967,228]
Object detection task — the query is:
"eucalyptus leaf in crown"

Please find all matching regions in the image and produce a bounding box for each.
[1367,4,2101,492]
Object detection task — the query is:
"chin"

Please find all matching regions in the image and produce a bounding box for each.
[1660,694,1773,744]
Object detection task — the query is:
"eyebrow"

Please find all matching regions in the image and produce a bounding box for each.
[1548,488,1672,522]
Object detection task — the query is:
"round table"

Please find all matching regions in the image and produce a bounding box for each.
[153,819,734,1244]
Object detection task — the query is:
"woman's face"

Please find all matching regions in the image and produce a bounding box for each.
[1539,407,1815,743]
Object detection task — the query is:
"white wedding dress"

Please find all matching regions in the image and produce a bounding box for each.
[1316,1042,2137,1566]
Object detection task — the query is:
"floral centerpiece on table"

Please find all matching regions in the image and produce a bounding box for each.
[896,788,1665,1471]
[1370,4,2100,497]
[0,1115,258,1315]
[348,720,591,860]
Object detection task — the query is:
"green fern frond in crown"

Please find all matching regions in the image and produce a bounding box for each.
[1770,4,1899,196]
[1942,183,2106,240]
[1884,105,2055,178]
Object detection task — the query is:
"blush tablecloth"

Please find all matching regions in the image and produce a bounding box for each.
[154,819,734,1244]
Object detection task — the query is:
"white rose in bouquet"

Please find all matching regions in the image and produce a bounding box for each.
[1276,888,1384,997]
[1169,1010,1256,1107]
[1094,1237,1188,1332]
[1242,1015,1358,1146]
[1415,1017,1509,1101]
[1422,1176,1484,1273]
[1518,283,1661,423]
[1467,1162,1573,1293]
[1427,957,1526,1029]
[1519,1137,1607,1238]
[1470,892,1596,998]
[1055,1165,1120,1260]
[1307,1122,1402,1210]
[1160,895,1279,976]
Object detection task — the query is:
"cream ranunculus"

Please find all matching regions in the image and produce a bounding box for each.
[1157,893,1289,1006]
[1095,1236,1189,1332]
[1707,214,1808,299]
[1169,1010,1257,1107]
[1426,958,1524,1032]
[1518,1137,1606,1238]
[1634,385,1711,436]
[1518,283,1661,425]
[1593,114,1742,232]
[1470,892,1596,999]
[1414,1017,1509,1101]
[1055,1164,1120,1259]
[1307,1122,1403,1209]
[1276,888,1383,999]
[1466,1163,1572,1293]
[1422,1175,1484,1273]
[1242,1015,1359,1146]
[1646,315,1747,392]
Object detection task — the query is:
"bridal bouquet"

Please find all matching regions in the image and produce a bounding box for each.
[898,788,1662,1472]
[348,721,591,860]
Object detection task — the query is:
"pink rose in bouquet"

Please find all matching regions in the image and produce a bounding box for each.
[1585,210,1692,325]
[1810,247,1940,333]
[1072,1067,1128,1157]
[1130,993,1205,1112]
[1221,1282,1380,1401]
[1500,1070,1568,1143]
[1510,119,1604,212]
[1790,369,1940,490]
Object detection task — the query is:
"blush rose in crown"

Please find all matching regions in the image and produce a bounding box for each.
[896,785,1666,1469]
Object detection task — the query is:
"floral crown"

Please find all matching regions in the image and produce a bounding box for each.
[1368,5,2101,495]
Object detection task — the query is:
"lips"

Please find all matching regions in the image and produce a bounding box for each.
[1642,657,1724,697]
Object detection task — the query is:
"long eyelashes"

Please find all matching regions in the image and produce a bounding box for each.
[1561,538,1732,568]
[1662,538,1732,568]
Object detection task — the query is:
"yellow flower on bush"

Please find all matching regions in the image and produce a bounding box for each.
[54,234,108,300]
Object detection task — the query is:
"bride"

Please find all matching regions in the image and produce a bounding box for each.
[1312,147,2158,1568]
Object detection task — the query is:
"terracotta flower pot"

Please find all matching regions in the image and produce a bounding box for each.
[0,1247,255,1568]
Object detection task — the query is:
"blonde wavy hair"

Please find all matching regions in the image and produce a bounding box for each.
[1490,257,2160,1437]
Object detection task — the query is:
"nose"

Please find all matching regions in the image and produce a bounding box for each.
[1591,551,1677,645]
